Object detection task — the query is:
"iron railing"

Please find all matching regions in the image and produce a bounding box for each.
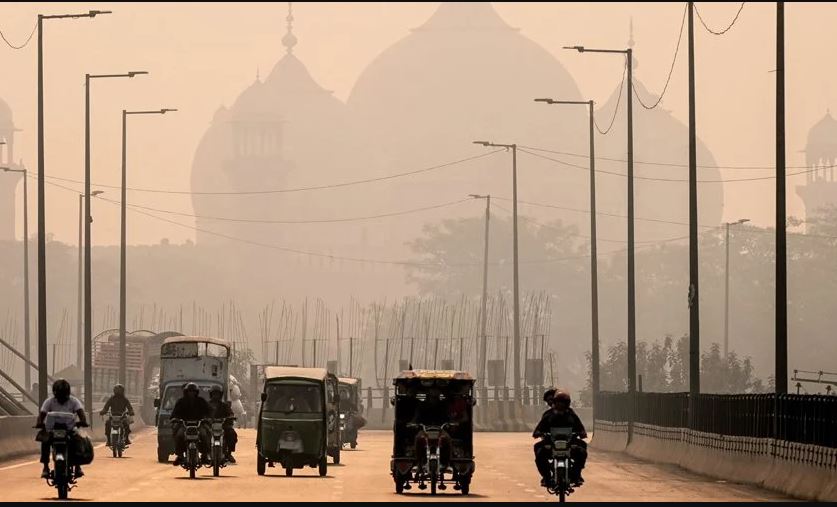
[596,391,837,448]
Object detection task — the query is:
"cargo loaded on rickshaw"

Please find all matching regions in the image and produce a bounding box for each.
[256,367,341,477]
[390,370,476,495]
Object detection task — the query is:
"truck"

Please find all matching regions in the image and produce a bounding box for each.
[153,335,231,463]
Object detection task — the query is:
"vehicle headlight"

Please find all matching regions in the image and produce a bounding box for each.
[340,414,345,419]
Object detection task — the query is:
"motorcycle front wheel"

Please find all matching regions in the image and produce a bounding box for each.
[188,447,198,479]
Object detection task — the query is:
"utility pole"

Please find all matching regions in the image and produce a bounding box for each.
[565,43,635,435]
[775,0,788,394]
[724,219,749,358]
[534,97,599,421]
[473,142,521,403]
[84,70,146,414]
[470,194,491,387]
[687,1,700,401]
[77,194,83,370]
[37,8,110,405]
[119,108,176,388]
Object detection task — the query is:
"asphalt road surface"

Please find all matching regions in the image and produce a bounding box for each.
[0,429,792,502]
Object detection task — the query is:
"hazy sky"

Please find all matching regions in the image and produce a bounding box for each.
[1,2,833,247]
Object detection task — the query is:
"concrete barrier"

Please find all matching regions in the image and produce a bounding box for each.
[592,421,837,502]
[0,414,148,462]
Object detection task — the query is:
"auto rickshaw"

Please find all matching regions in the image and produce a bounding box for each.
[256,367,341,477]
[338,377,364,449]
[390,370,476,495]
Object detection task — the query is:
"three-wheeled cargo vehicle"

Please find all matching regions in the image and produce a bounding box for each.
[390,370,476,495]
[256,367,341,477]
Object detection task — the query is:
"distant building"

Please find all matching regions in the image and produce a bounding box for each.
[796,110,837,225]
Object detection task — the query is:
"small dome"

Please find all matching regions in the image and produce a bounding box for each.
[230,79,277,121]
[805,110,837,166]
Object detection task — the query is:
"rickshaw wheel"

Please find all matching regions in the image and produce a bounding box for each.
[350,442,357,449]
[333,448,341,464]
[257,454,266,476]
[285,467,293,477]
[318,456,328,477]
[460,478,470,495]
[395,477,404,494]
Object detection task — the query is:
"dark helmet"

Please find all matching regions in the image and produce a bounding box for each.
[553,390,571,407]
[113,384,125,396]
[52,379,71,400]
[543,387,557,403]
[184,382,199,394]
[209,385,224,398]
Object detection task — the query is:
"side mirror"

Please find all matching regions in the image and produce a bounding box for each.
[390,396,396,407]
[469,398,477,406]
[153,398,160,408]
[260,392,267,402]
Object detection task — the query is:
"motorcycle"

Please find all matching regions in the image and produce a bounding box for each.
[541,427,580,502]
[40,412,87,500]
[208,416,236,477]
[170,418,205,479]
[407,422,456,495]
[105,409,130,458]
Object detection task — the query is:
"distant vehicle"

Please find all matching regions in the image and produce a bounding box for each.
[390,369,476,495]
[256,367,341,477]
[153,336,230,463]
[338,377,364,449]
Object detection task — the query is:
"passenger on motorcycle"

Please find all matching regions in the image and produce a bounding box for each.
[532,390,588,487]
[207,385,238,464]
[171,382,211,467]
[100,384,134,446]
[35,379,89,479]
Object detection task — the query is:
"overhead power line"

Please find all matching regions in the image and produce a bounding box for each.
[0,20,37,50]
[38,149,503,196]
[695,2,746,36]
[634,3,688,110]
[596,59,628,135]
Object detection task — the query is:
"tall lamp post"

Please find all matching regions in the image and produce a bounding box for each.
[472,141,522,403]
[723,219,749,359]
[119,109,177,390]
[565,44,635,437]
[469,193,491,391]
[534,97,599,422]
[84,71,146,415]
[2,165,30,390]
[37,8,111,404]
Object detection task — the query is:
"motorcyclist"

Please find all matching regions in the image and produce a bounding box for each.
[170,382,211,467]
[99,384,134,446]
[533,390,588,487]
[35,379,89,479]
[207,385,238,464]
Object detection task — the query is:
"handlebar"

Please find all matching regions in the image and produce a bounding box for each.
[406,422,458,432]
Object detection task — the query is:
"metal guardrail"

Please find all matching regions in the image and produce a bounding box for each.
[596,391,837,448]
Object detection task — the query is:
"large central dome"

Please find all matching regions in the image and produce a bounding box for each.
[348,2,589,255]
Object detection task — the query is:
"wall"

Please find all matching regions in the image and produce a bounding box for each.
[591,421,837,502]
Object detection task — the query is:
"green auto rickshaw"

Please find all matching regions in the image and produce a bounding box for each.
[256,367,341,477]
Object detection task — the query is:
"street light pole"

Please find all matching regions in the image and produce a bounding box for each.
[84,71,146,414]
[687,1,701,401]
[775,0,788,395]
[119,109,177,389]
[77,194,83,370]
[2,166,30,389]
[534,97,599,422]
[724,219,750,359]
[473,141,521,403]
[565,44,634,436]
[37,8,110,405]
[469,194,491,389]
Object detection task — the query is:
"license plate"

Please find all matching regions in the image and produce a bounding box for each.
[53,430,66,439]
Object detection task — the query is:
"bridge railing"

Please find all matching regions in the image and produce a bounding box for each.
[596,391,837,448]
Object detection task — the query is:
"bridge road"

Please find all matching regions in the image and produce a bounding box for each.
[0,429,792,502]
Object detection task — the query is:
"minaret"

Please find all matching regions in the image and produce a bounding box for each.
[282,2,298,54]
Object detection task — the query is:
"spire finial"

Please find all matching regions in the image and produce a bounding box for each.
[256,66,260,82]
[282,2,298,54]
[628,17,635,48]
